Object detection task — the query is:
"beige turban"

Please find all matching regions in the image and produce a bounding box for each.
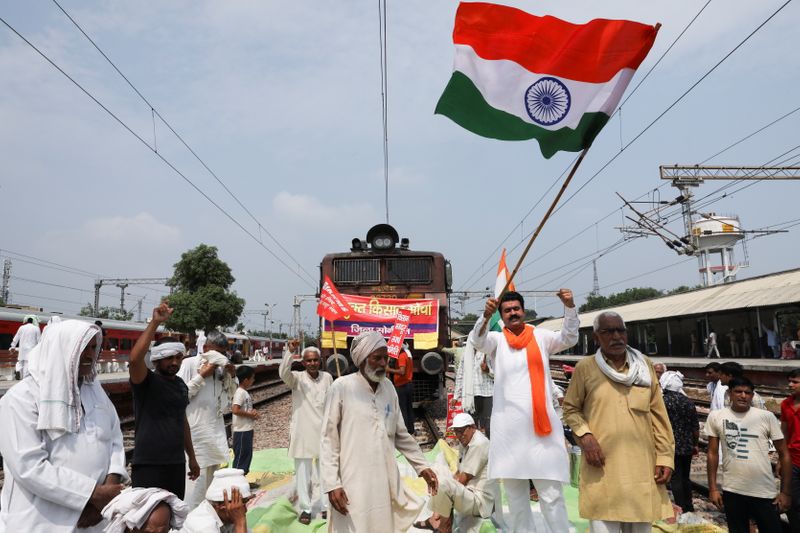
[350,330,387,367]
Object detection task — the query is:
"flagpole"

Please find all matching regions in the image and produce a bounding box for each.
[329,318,341,377]
[480,147,590,335]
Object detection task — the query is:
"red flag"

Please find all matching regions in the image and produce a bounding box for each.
[386,307,412,359]
[317,276,354,322]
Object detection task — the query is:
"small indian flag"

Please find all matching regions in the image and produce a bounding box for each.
[436,2,659,158]
[489,249,516,332]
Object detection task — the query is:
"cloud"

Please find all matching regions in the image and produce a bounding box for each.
[272,191,377,230]
[37,212,182,275]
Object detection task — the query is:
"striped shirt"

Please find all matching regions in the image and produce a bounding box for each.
[454,350,494,399]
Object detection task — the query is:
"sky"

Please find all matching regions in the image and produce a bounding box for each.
[2,0,799,332]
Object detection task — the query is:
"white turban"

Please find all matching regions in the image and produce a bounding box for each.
[150,342,186,362]
[350,330,387,367]
[101,487,188,532]
[205,468,251,501]
[659,370,684,393]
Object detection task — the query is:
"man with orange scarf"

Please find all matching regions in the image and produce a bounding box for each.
[470,289,578,533]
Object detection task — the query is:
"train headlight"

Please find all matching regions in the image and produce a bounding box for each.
[366,224,399,250]
[420,352,444,375]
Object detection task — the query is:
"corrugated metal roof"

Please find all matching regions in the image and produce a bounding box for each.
[538,267,800,330]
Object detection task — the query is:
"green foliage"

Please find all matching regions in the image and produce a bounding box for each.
[165,245,245,333]
[169,244,235,292]
[79,304,133,321]
[579,287,663,313]
[666,284,702,295]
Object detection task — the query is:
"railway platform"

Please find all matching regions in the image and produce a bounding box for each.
[551,354,796,389]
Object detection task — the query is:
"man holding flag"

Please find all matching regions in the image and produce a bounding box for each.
[470,288,578,532]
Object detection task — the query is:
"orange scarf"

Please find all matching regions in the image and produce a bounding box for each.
[503,325,551,436]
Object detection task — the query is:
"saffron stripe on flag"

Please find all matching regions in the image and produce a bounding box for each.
[453,2,658,83]
[435,71,610,158]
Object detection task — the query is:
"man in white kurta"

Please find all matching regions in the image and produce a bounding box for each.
[9,316,41,378]
[178,330,238,509]
[0,320,126,532]
[470,289,579,533]
[320,331,438,532]
[279,342,333,521]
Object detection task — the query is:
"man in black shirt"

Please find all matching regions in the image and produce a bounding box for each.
[129,303,200,497]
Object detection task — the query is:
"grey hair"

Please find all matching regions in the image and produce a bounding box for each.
[302,346,321,356]
[205,330,228,349]
[592,311,626,332]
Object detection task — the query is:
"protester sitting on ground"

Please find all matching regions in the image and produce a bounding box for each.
[101,487,189,533]
[180,468,251,533]
[0,319,126,530]
[129,304,199,498]
[415,413,495,533]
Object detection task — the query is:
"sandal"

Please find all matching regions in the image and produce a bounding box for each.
[299,511,312,525]
[413,518,439,531]
[321,511,327,520]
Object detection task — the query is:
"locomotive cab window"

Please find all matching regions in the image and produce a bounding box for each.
[387,257,432,284]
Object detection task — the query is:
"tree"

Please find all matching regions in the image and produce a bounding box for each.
[165,245,245,333]
[79,304,133,321]
[579,287,662,313]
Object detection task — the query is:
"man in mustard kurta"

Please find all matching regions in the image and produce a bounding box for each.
[563,311,675,533]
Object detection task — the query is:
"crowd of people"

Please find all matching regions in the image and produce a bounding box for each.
[0,293,798,532]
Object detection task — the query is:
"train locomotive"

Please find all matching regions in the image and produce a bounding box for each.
[319,224,452,404]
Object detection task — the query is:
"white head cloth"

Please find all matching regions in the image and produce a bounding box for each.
[660,370,685,393]
[350,330,387,367]
[101,487,188,532]
[205,468,252,501]
[150,342,186,362]
[49,315,62,324]
[199,349,237,416]
[27,320,101,439]
[593,345,652,388]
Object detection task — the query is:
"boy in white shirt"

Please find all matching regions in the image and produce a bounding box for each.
[232,366,259,475]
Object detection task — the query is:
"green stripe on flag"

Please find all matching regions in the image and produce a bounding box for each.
[488,311,503,332]
[435,71,610,158]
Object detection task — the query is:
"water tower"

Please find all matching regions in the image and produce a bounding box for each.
[691,213,745,286]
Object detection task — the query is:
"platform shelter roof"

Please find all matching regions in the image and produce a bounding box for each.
[537,267,800,331]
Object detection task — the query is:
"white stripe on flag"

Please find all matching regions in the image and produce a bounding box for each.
[454,44,635,130]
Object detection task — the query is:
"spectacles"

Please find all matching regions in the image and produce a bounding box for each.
[597,328,627,335]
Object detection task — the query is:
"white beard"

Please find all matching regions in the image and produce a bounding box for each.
[363,364,385,383]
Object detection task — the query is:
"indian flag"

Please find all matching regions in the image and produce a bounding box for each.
[436,2,660,158]
[488,248,516,332]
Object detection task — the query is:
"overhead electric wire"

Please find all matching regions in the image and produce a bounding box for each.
[0,248,99,278]
[377,0,390,223]
[9,275,158,302]
[0,15,317,290]
[48,0,318,287]
[457,0,717,292]
[551,0,793,215]
[467,94,800,293]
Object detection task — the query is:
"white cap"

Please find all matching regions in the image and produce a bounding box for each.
[450,412,475,429]
[205,468,251,502]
